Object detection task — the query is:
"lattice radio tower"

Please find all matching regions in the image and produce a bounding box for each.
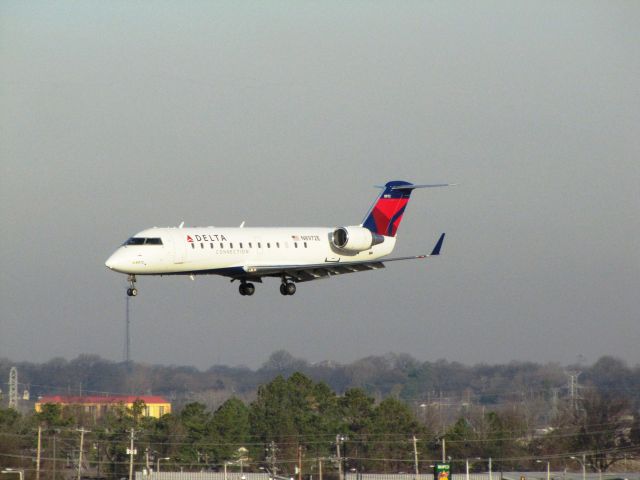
[8,367,18,409]
[566,370,582,413]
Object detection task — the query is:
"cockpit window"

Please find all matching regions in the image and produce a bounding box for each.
[125,237,163,246]
[125,238,145,245]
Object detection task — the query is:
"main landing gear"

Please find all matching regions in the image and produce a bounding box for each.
[239,282,255,296]
[280,281,296,296]
[126,274,138,297]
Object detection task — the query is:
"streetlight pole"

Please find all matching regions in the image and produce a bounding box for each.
[129,428,136,480]
[413,436,420,479]
[536,460,550,480]
[336,434,344,480]
[465,459,470,480]
[157,458,170,473]
[2,469,24,480]
[77,427,91,480]
[488,457,492,480]
[570,455,586,480]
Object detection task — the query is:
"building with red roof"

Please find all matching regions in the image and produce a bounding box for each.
[35,395,171,418]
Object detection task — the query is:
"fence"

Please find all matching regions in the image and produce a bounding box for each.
[344,473,640,480]
[135,472,640,480]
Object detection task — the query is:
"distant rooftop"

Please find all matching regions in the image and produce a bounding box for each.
[37,395,169,404]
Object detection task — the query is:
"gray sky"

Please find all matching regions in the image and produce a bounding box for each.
[1,1,639,370]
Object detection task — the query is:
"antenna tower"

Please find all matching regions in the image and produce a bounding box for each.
[566,370,582,413]
[550,387,560,420]
[8,367,18,409]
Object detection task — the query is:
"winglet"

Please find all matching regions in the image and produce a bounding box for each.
[430,233,445,256]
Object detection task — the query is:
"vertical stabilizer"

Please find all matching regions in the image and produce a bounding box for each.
[361,181,415,237]
[362,181,452,237]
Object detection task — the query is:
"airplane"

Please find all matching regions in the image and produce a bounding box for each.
[105,180,451,297]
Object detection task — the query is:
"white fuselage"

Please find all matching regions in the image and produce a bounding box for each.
[105,226,397,276]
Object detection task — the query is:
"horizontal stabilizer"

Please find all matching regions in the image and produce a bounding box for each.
[430,233,445,256]
[390,183,456,190]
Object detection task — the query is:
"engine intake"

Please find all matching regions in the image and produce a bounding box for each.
[332,226,384,252]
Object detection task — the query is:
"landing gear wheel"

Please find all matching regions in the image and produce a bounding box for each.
[280,282,296,295]
[239,283,255,296]
[127,288,137,297]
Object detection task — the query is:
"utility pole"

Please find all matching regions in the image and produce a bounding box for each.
[128,428,136,480]
[413,436,420,475]
[441,438,446,463]
[52,433,57,480]
[318,458,323,480]
[77,428,90,480]
[336,435,344,480]
[298,446,303,480]
[267,441,278,477]
[36,426,42,480]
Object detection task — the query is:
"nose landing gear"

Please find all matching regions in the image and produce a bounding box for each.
[126,275,138,297]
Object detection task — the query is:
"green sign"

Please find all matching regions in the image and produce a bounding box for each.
[434,463,451,480]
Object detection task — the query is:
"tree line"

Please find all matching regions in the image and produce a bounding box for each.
[1,371,638,480]
[1,352,639,413]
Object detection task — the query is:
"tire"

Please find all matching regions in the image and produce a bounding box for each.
[245,283,255,296]
[285,282,296,295]
[280,284,288,295]
[131,288,137,296]
[239,284,246,296]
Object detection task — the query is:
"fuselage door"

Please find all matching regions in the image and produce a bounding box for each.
[173,231,187,264]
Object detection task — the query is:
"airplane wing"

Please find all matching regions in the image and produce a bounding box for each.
[238,233,445,283]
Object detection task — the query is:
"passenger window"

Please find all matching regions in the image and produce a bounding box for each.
[230,243,233,249]
[248,242,252,248]
[220,243,224,249]
[210,243,214,249]
[267,243,271,248]
[258,242,261,248]
[294,242,298,248]
[276,242,280,248]
[239,242,243,248]
[304,242,308,248]
[201,243,204,249]
[191,244,195,249]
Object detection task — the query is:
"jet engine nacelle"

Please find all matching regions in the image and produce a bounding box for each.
[332,226,384,252]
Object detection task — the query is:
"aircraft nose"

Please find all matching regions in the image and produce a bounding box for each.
[105,253,117,270]
[105,250,126,271]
